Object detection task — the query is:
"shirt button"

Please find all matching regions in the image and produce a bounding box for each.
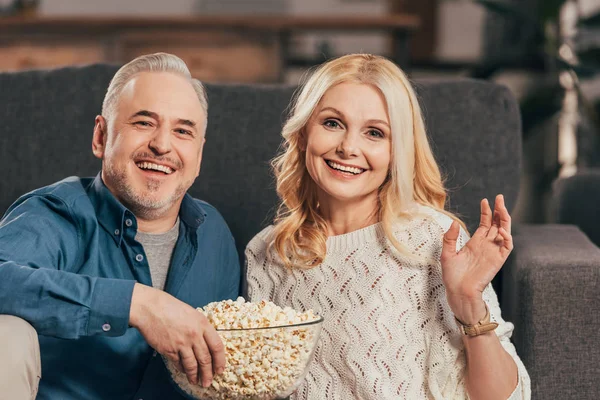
[102,323,111,332]
[114,229,120,236]
[125,219,133,227]
[135,254,144,262]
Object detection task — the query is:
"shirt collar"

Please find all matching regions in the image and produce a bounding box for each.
[87,173,207,246]
[179,193,207,229]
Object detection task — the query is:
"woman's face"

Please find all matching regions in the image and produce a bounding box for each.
[303,82,392,207]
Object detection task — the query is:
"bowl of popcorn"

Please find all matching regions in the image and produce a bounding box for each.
[165,297,323,400]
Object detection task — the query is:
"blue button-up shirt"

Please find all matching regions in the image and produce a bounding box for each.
[0,175,241,399]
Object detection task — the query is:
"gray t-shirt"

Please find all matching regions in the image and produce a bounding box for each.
[135,218,180,290]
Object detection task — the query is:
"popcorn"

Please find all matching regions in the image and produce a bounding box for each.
[165,297,322,400]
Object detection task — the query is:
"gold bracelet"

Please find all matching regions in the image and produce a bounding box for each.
[454,302,499,337]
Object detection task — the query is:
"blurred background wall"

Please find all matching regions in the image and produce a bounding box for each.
[1,0,599,224]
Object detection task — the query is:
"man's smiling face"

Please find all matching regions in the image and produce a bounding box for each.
[93,71,206,218]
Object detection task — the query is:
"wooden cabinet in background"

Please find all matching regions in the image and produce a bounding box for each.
[0,16,418,83]
[117,31,280,83]
[389,0,437,62]
[0,19,282,82]
[0,41,107,71]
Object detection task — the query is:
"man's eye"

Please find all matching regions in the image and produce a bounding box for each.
[176,129,192,136]
[323,120,340,129]
[134,121,152,127]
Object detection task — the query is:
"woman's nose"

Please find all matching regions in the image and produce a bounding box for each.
[336,131,360,158]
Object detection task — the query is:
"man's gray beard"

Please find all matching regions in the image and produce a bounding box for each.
[105,163,191,220]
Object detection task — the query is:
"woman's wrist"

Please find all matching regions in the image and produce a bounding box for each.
[449,297,487,325]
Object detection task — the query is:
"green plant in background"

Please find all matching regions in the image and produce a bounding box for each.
[464,0,600,223]
[471,0,600,158]
[0,0,39,16]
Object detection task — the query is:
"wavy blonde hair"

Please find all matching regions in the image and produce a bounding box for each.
[271,54,465,269]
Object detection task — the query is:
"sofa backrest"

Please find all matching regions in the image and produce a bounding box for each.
[0,64,521,262]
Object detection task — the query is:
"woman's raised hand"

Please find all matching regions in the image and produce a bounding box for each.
[440,194,513,324]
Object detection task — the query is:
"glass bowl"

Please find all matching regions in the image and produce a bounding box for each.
[165,316,324,400]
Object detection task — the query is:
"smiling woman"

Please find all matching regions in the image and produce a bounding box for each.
[245,54,531,400]
[303,82,391,227]
[269,54,455,269]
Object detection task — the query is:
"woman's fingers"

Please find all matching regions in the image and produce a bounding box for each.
[479,198,493,229]
[442,220,460,261]
[499,227,513,252]
[473,198,493,239]
[496,194,512,234]
[487,223,499,239]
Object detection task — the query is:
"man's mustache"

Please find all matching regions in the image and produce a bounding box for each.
[132,152,182,170]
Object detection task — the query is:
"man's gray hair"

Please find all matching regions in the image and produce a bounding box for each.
[101,52,208,121]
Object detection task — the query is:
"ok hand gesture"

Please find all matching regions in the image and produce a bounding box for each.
[440,194,513,324]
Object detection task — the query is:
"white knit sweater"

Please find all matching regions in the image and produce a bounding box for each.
[245,206,531,400]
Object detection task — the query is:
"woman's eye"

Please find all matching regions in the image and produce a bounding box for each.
[367,129,384,138]
[323,120,340,129]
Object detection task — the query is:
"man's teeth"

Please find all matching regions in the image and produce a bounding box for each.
[327,160,365,175]
[136,162,173,174]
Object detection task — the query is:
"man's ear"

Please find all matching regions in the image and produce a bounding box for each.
[195,136,206,178]
[92,115,108,159]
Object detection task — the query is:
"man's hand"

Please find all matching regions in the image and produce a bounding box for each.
[129,283,225,387]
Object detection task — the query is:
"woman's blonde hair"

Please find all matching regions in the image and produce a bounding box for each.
[271,54,464,269]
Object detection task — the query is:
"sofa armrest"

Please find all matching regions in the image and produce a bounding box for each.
[552,169,600,246]
[502,223,600,399]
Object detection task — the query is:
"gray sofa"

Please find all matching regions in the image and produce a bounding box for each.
[0,64,598,399]
[553,169,600,247]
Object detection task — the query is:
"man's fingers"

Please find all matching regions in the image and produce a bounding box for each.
[179,349,199,385]
[173,357,185,374]
[193,339,214,388]
[479,198,492,229]
[204,328,226,375]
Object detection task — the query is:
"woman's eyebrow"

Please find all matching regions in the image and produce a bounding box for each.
[319,107,344,117]
[366,119,390,128]
[320,107,389,128]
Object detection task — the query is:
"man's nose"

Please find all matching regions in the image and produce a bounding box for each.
[336,131,360,158]
[148,126,172,155]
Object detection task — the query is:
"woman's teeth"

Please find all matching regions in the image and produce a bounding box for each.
[326,160,365,175]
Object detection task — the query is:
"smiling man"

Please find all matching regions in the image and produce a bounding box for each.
[0,53,240,399]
